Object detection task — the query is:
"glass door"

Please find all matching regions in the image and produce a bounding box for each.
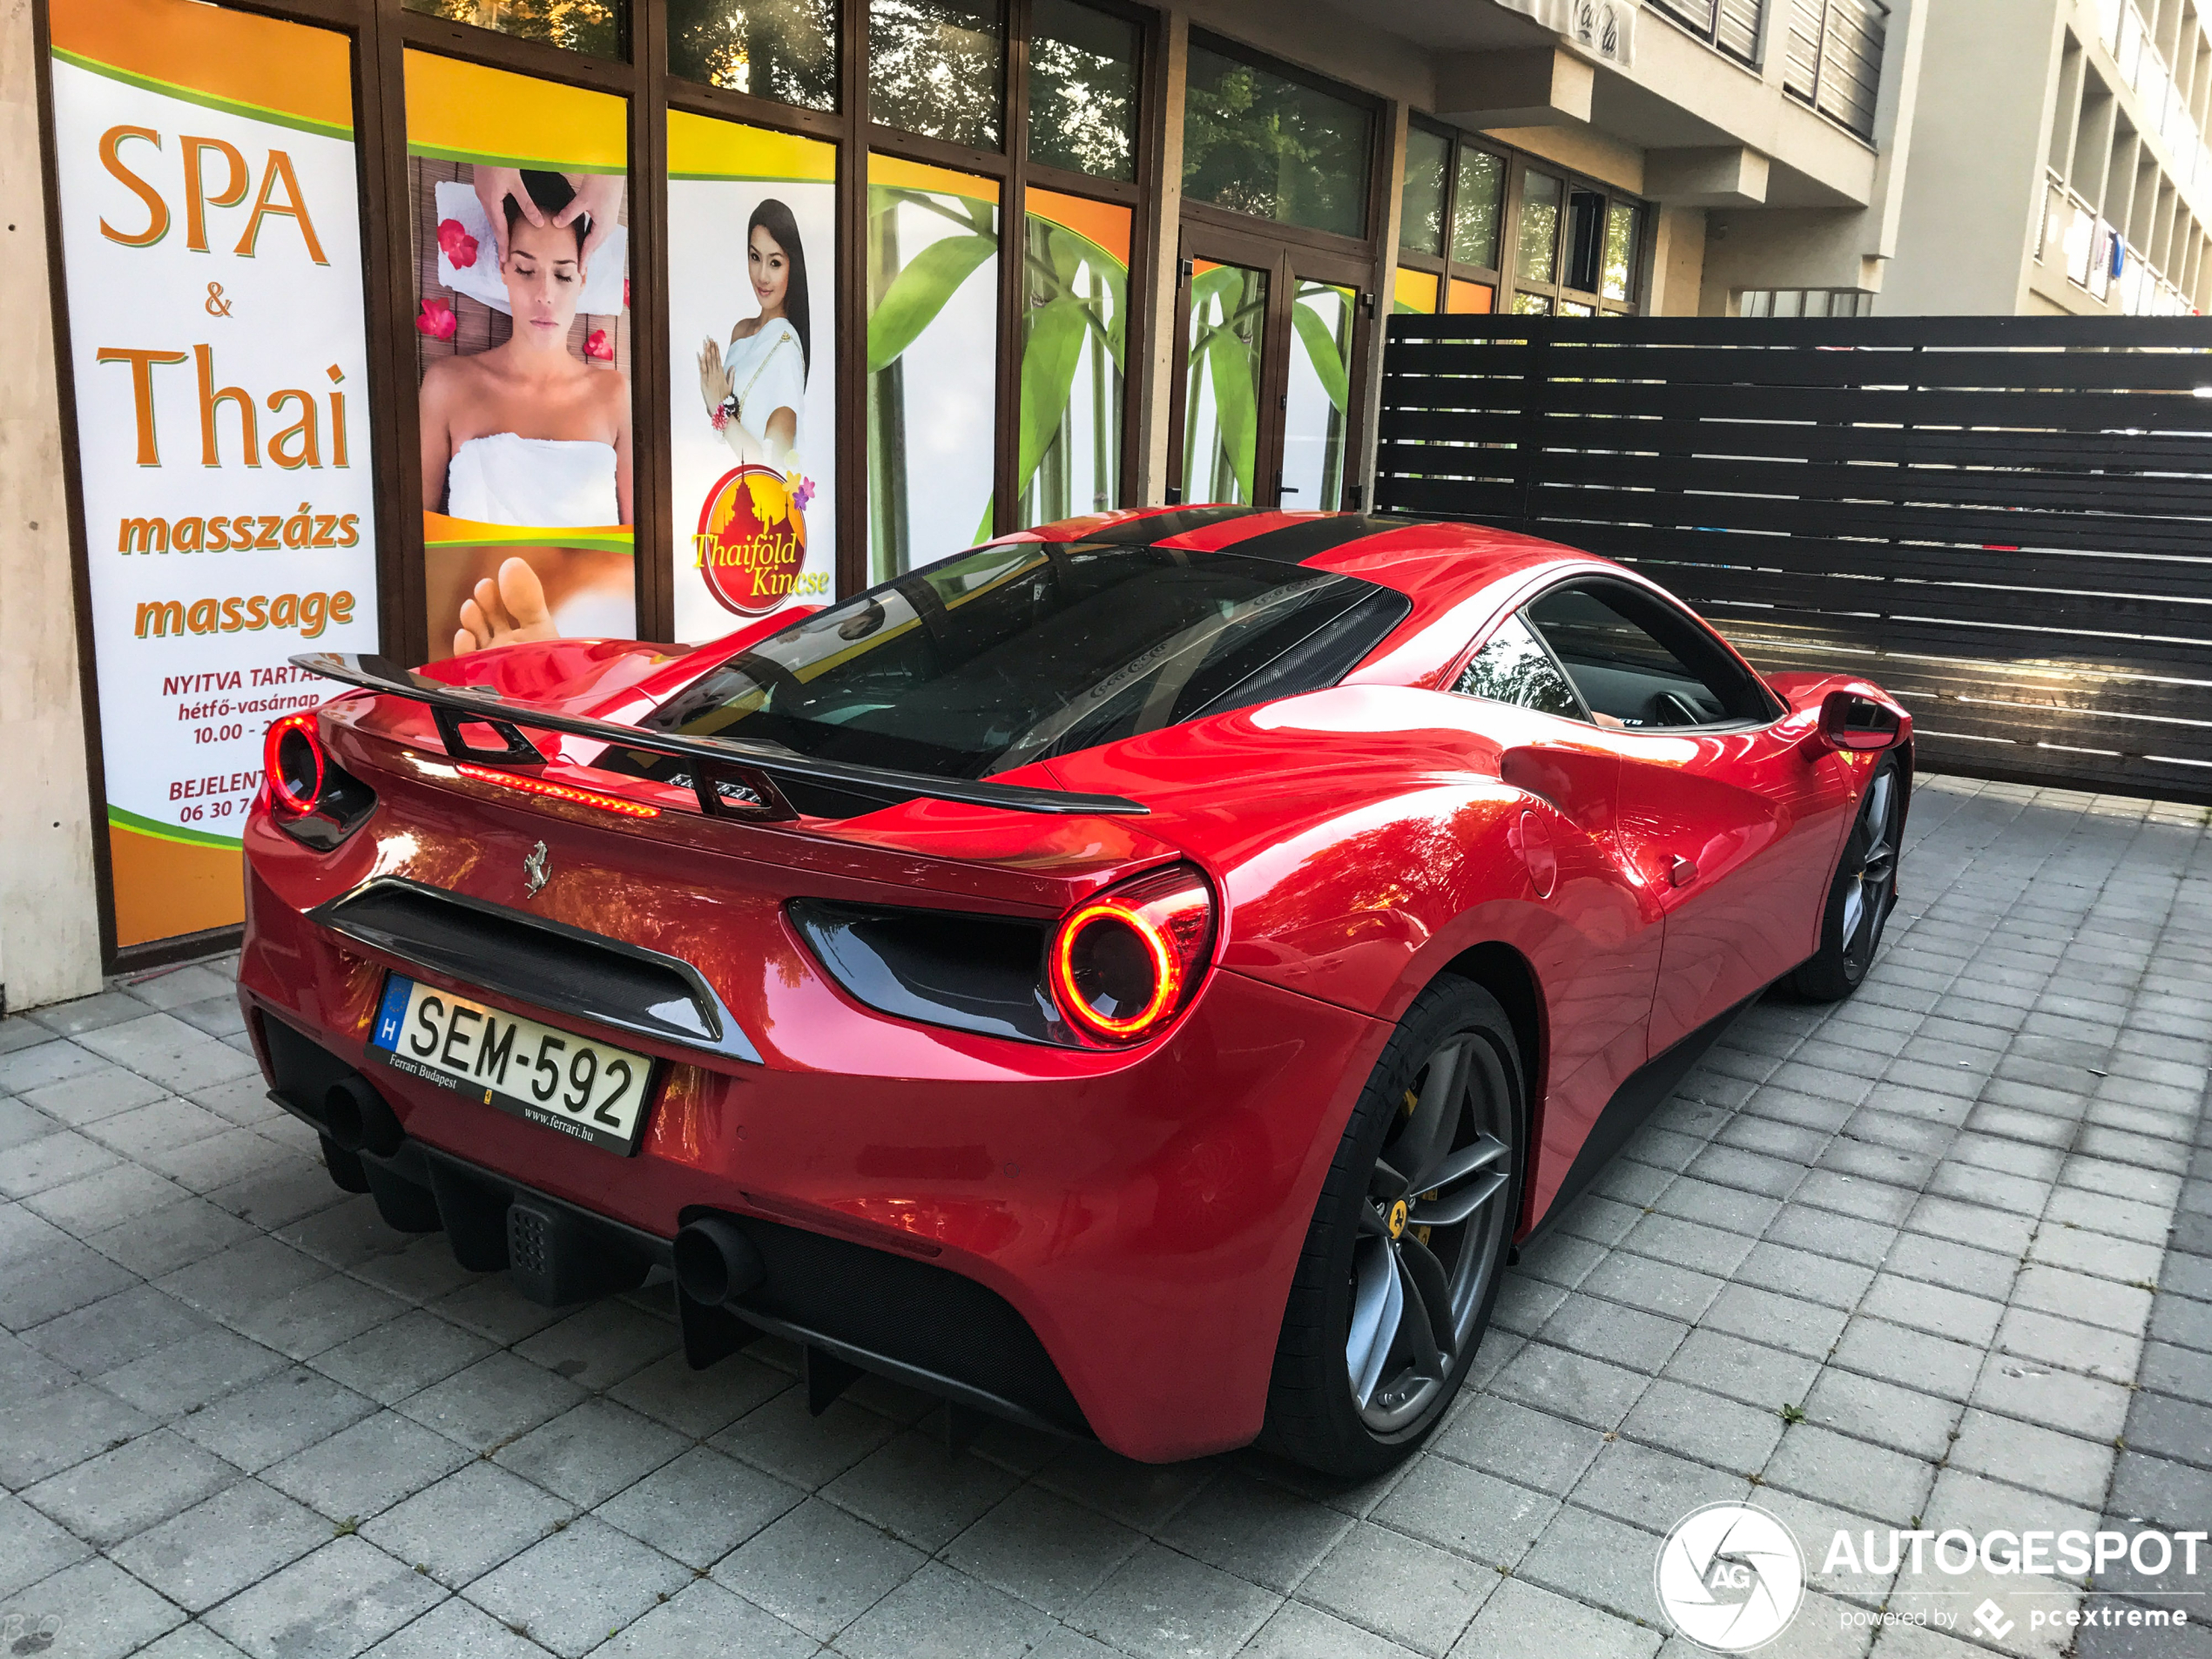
[1170,232,1369,512]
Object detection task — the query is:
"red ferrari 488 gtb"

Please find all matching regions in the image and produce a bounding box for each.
[242,506,1911,1475]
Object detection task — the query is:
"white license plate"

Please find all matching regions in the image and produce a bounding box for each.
[368,974,655,1155]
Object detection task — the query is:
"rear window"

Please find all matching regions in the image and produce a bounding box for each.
[632,541,1411,781]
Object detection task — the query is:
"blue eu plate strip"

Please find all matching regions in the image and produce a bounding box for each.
[373,976,414,1052]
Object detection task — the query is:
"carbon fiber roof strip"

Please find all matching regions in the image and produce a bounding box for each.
[1201,514,1424,563]
[1069,505,1258,545]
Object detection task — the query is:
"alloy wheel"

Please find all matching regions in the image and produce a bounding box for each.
[1345,1031,1514,1433]
[1839,766,1899,979]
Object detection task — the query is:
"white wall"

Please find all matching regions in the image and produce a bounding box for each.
[0,0,104,1011]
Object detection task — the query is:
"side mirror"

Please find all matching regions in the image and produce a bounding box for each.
[1817,690,1904,752]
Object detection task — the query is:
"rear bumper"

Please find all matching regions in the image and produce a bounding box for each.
[239,861,1387,1461]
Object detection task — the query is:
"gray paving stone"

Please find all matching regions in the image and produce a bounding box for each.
[489,1397,687,1509]
[1156,1469,1351,1594]
[1577,1251,1725,1323]
[1831,1313,1987,1401]
[111,1479,328,1613]
[1659,1327,1823,1416]
[1702,1284,1851,1360]
[2013,1264,2154,1335]
[358,1596,545,1659]
[1033,1440,1221,1532]
[1488,1340,1650,1431]
[1514,1502,1663,1625]
[1619,1212,1758,1278]
[24,1283,212,1374]
[1762,1423,1934,1527]
[715,1496,926,1640]
[838,1559,1058,1659]
[203,1536,444,1659]
[1997,1305,2144,1386]
[1067,1541,1281,1659]
[76,1015,258,1096]
[588,1576,815,1659]
[22,1161,191,1238]
[1858,1273,2006,1346]
[0,1132,123,1203]
[1536,1293,1690,1372]
[0,1331,75,1414]
[97,1326,288,1419]
[1569,1437,1748,1534]
[1800,1367,1960,1462]
[1375,1457,1558,1568]
[1434,1393,1606,1496]
[20,1065,171,1128]
[0,1494,91,1601]
[0,1382,156,1488]
[260,1410,475,1523]
[511,1299,681,1392]
[306,1310,496,1406]
[392,1351,587,1454]
[1450,1575,1660,1659]
[460,1514,688,1658]
[175,1366,376,1473]
[23,1426,238,1547]
[1948,1408,2114,1507]
[1621,1378,1787,1474]
[1761,1204,1898,1268]
[1881,1231,2020,1303]
[358,1460,571,1589]
[1297,1519,1495,1657]
[0,1554,186,1659]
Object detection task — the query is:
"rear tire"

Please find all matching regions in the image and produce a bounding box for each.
[1792,754,1904,1002]
[1259,975,1523,1479]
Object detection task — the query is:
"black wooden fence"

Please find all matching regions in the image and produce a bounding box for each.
[1373,314,2212,805]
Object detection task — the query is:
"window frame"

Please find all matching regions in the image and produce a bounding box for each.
[1515,575,1787,732]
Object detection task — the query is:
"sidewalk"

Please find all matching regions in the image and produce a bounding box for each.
[1,773,2207,1659]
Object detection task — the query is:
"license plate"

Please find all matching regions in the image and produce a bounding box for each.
[368,975,655,1156]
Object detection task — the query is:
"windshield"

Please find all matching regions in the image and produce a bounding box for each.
[631,540,1409,781]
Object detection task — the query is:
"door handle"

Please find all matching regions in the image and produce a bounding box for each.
[1669,854,1698,887]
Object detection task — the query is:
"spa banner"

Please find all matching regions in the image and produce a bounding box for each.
[666,112,837,643]
[405,52,634,661]
[48,0,379,948]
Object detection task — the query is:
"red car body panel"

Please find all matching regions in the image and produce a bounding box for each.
[238,506,1909,1461]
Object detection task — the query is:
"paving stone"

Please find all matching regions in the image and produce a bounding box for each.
[460,1513,688,1658]
[1433,1393,1606,1495]
[0,1132,123,1203]
[1450,1575,1660,1659]
[97,1326,288,1419]
[1659,1327,1823,1415]
[1488,1340,1650,1431]
[1033,1440,1221,1533]
[511,1299,681,1392]
[1996,1305,2144,1386]
[307,1310,496,1406]
[590,1444,800,1574]
[1619,1212,1758,1278]
[1066,1541,1280,1659]
[20,1066,171,1128]
[0,1554,186,1659]
[357,1596,544,1659]
[1375,1457,1558,1568]
[1761,1204,1898,1268]
[714,1496,926,1641]
[24,1282,212,1374]
[23,1161,190,1238]
[1702,1284,1850,1360]
[835,1559,1058,1659]
[587,1577,815,1659]
[1514,1503,1663,1625]
[1858,1273,2006,1347]
[1798,1367,1959,1461]
[1620,1378,1786,1474]
[111,1479,329,1613]
[1948,1408,2114,1507]
[175,1366,376,1473]
[1298,1518,1495,1656]
[392,1351,587,1454]
[1831,1314,1987,1401]
[76,1015,258,1096]
[1536,1292,1691,1372]
[0,1382,156,1488]
[2121,1392,2212,1470]
[358,1460,572,1588]
[2013,1264,2154,1335]
[1569,1437,1749,1535]
[1154,1468,1351,1594]
[260,1410,475,1523]
[0,1494,92,1601]
[489,1397,687,1509]
[23,1425,238,1547]
[1577,1251,1726,1323]
[203,1536,444,1659]
[1762,1423,1933,1527]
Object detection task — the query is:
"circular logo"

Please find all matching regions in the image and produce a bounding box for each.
[694,464,808,617]
[1655,1503,1804,1653]
[1387,1199,1409,1238]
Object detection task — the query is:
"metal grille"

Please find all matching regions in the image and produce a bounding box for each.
[1784,0,1888,137]
[1374,312,2212,805]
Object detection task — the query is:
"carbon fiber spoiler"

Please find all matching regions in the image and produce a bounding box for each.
[290,651,1150,819]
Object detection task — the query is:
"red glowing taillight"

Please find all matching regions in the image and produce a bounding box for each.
[1048,865,1216,1042]
[455,763,660,819]
[264,712,325,816]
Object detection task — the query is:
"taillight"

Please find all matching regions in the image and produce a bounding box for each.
[1048,865,1216,1043]
[265,713,326,815]
[260,709,375,849]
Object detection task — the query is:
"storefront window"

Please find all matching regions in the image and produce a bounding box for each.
[1400,125,1449,256]
[1282,281,1354,510]
[1017,191,1129,526]
[1514,168,1561,284]
[1184,260,1268,502]
[869,0,1005,151]
[1602,202,1639,301]
[867,156,1000,577]
[1393,266,1439,313]
[1511,291,1552,314]
[1028,0,1139,179]
[1182,40,1371,239]
[1447,277,1493,314]
[1451,147,1502,268]
[667,0,840,111]
[403,0,626,59]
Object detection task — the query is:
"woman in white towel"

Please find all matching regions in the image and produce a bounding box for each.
[696,199,811,469]
[423,171,632,656]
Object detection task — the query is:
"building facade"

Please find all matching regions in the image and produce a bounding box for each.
[3,0,1930,1005]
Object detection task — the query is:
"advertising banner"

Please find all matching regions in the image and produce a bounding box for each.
[405,52,633,662]
[666,112,836,643]
[47,0,380,948]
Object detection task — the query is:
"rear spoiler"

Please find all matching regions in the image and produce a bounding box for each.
[290,651,1150,819]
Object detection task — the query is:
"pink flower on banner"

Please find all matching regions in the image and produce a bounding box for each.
[791,475,816,511]
[415,298,458,341]
[584,328,614,361]
[436,218,479,269]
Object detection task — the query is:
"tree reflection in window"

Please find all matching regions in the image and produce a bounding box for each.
[1028,0,1138,179]
[869,0,1004,151]
[1453,613,1582,719]
[667,0,839,110]
[404,0,623,58]
[1182,43,1370,239]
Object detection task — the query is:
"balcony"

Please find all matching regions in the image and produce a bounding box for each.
[1784,0,1888,138]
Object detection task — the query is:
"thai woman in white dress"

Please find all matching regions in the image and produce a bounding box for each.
[421,170,634,657]
[696,199,812,469]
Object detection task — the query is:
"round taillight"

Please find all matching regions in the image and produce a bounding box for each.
[1048,867,1216,1043]
[265,712,324,816]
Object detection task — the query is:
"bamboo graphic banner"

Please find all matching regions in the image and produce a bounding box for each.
[48,0,380,948]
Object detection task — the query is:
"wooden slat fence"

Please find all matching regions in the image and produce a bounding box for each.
[1374,313,2212,805]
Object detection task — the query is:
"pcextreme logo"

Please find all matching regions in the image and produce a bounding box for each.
[1656,1504,1806,1652]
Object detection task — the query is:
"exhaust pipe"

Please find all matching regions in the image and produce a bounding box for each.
[674,1215,765,1306]
[320,1076,404,1158]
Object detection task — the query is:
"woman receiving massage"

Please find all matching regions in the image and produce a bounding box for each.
[423,169,631,658]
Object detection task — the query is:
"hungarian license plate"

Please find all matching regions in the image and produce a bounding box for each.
[368,974,655,1156]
